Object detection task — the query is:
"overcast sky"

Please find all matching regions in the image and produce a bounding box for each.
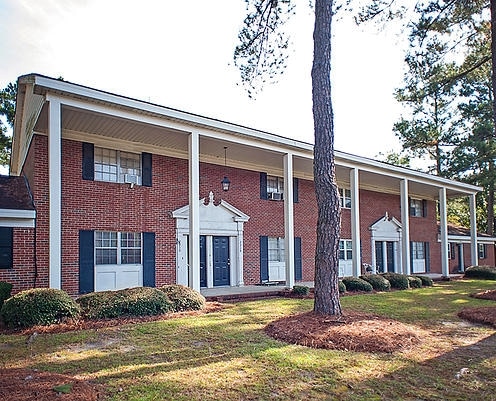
[0,0,407,170]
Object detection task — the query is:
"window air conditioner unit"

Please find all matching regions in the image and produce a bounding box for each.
[124,174,139,185]
[268,192,283,200]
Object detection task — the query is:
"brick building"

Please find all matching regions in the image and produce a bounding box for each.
[1,74,494,296]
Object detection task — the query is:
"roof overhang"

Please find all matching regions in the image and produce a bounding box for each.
[0,208,36,228]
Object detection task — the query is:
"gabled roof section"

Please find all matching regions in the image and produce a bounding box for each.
[0,175,34,210]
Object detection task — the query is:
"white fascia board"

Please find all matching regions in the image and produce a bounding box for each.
[444,235,496,243]
[0,219,35,228]
[0,209,36,219]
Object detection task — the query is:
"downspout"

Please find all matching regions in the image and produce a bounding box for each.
[23,175,38,288]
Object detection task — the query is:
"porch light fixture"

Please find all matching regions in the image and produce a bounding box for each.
[221,146,231,192]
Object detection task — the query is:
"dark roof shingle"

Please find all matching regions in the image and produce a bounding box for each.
[0,175,35,210]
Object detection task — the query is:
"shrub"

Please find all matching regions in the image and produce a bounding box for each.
[338,280,346,294]
[415,275,433,287]
[0,281,13,309]
[77,287,173,320]
[464,266,496,280]
[408,276,423,288]
[159,284,206,311]
[0,288,80,328]
[341,277,373,292]
[381,273,410,290]
[292,285,310,296]
[360,274,391,292]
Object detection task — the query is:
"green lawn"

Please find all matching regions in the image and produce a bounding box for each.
[1,279,495,400]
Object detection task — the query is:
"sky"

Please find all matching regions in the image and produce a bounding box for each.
[0,0,408,171]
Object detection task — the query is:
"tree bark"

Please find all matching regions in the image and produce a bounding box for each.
[312,0,342,315]
[489,0,496,235]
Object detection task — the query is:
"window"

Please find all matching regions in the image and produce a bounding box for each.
[267,176,284,199]
[268,237,285,262]
[410,199,425,217]
[478,243,487,259]
[95,231,142,265]
[339,240,353,260]
[411,242,425,259]
[448,243,456,260]
[339,188,351,209]
[94,147,142,185]
[0,227,13,269]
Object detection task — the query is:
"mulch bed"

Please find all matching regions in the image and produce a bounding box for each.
[265,310,426,353]
[0,368,103,401]
[470,289,496,301]
[459,289,496,327]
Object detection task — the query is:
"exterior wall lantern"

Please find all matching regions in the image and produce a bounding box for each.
[221,146,230,192]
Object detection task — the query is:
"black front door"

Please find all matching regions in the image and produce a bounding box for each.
[386,241,395,272]
[200,235,207,287]
[213,236,230,286]
[375,241,384,273]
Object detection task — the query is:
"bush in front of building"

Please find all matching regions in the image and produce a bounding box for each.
[415,275,433,286]
[341,277,373,292]
[380,273,410,290]
[0,288,81,328]
[360,274,391,292]
[291,285,310,296]
[159,284,206,311]
[338,280,346,294]
[77,287,173,320]
[464,266,496,280]
[0,281,13,309]
[407,276,423,288]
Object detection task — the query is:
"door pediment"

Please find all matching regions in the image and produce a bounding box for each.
[370,213,402,240]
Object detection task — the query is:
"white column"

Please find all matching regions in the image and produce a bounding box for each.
[400,179,411,275]
[206,236,213,288]
[237,224,245,286]
[350,168,361,277]
[48,97,62,289]
[188,132,200,291]
[283,153,295,287]
[469,193,478,265]
[439,187,449,277]
[382,241,388,273]
[459,244,464,272]
[371,239,377,273]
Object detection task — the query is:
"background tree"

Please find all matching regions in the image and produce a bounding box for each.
[235,0,342,315]
[0,82,16,167]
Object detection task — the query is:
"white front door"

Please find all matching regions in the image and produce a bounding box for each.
[95,264,143,291]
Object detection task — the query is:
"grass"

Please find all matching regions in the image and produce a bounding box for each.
[1,279,496,400]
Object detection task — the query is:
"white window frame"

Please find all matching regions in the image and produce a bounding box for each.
[478,243,486,259]
[339,239,353,260]
[410,198,424,217]
[411,241,425,260]
[267,176,284,198]
[94,147,142,185]
[95,231,142,265]
[268,237,285,262]
[339,188,351,209]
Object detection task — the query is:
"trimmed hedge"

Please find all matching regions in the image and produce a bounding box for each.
[159,284,206,311]
[381,273,410,290]
[0,288,80,328]
[77,287,173,320]
[341,277,373,292]
[291,285,310,296]
[0,281,13,309]
[415,275,433,287]
[338,280,346,294]
[464,266,496,280]
[407,276,423,288]
[360,274,391,292]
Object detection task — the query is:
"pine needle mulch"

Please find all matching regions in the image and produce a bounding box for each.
[459,289,496,328]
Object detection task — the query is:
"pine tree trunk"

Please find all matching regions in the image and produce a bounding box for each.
[312,0,342,316]
[489,0,496,235]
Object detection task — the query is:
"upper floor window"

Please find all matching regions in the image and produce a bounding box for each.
[267,176,284,200]
[339,239,353,260]
[410,198,426,217]
[94,147,142,185]
[339,188,351,209]
[95,231,142,265]
[268,237,285,262]
[478,243,487,259]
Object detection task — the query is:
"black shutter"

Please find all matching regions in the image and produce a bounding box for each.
[82,142,94,181]
[294,237,302,280]
[293,178,299,203]
[0,227,13,269]
[143,232,156,287]
[409,241,414,275]
[422,200,427,218]
[79,230,94,294]
[425,242,430,272]
[260,172,268,200]
[260,236,269,282]
[142,152,152,187]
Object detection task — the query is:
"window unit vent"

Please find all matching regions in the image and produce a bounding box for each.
[124,174,139,185]
[268,192,283,201]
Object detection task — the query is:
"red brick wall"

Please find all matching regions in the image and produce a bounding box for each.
[5,134,470,295]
